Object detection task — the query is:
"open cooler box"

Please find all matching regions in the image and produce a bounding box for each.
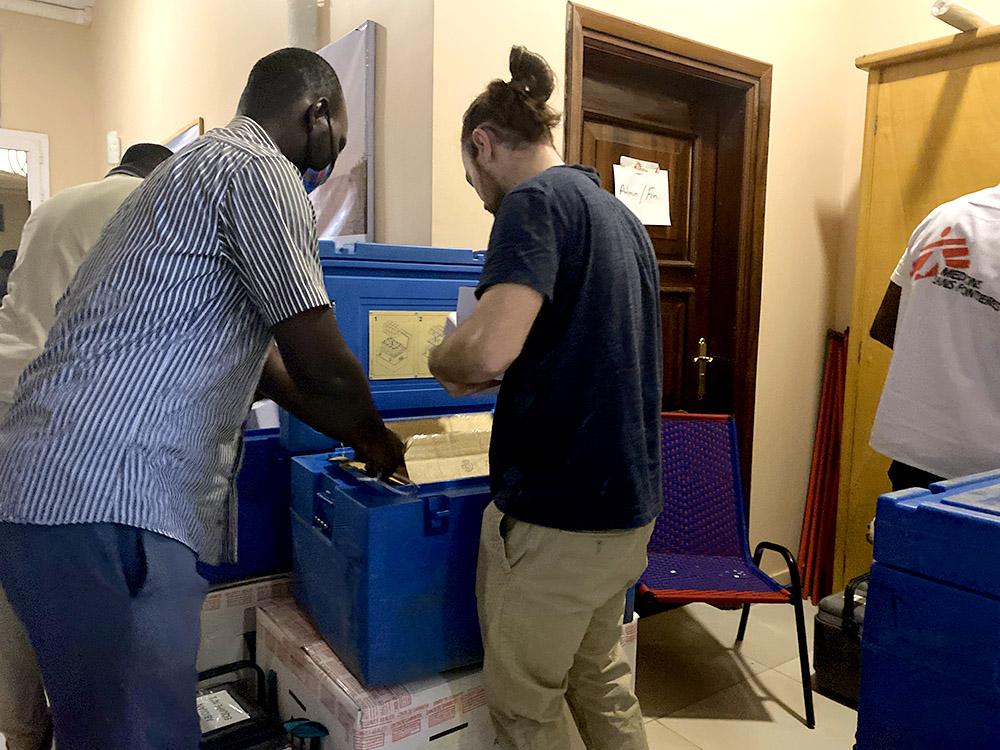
[285,242,497,687]
[280,243,495,455]
[291,414,492,688]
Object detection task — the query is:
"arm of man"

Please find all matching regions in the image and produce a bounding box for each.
[429,188,556,394]
[870,281,902,349]
[258,308,404,477]
[224,157,402,477]
[428,283,543,392]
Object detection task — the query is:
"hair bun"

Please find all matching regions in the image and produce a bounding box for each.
[508,45,555,105]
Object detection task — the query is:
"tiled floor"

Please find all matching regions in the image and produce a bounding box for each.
[2,601,859,750]
[634,601,859,749]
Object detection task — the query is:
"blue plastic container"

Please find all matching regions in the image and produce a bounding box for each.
[858,562,1000,749]
[284,242,497,686]
[927,468,1000,495]
[873,481,1000,597]
[198,428,293,585]
[857,479,1000,748]
[279,242,495,454]
[291,455,490,686]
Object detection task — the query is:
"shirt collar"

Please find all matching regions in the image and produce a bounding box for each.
[105,167,143,179]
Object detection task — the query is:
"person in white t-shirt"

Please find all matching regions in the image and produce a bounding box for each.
[870,185,1000,493]
[0,143,171,750]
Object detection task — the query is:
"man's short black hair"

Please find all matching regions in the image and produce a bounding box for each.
[117,143,173,178]
[239,47,343,119]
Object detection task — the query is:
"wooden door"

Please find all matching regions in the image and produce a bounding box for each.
[566,7,771,490]
[582,47,739,413]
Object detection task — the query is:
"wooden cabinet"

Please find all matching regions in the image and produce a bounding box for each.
[838,27,1000,586]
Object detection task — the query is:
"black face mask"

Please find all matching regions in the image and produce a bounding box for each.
[301,110,335,194]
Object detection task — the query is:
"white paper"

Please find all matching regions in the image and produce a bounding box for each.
[613,164,671,226]
[197,689,251,734]
[246,399,279,430]
[457,287,479,325]
[619,155,660,173]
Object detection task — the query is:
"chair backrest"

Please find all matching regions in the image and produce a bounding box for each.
[649,413,750,559]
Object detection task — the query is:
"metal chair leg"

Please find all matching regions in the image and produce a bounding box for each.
[736,603,752,643]
[748,541,816,729]
[792,595,816,729]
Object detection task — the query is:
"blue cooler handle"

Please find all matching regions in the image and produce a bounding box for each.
[328,457,413,497]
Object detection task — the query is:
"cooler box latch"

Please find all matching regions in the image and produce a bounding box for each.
[424,495,451,536]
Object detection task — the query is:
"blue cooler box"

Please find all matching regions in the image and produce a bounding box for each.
[197,428,293,585]
[291,453,490,687]
[857,477,1000,749]
[286,242,496,687]
[280,243,495,454]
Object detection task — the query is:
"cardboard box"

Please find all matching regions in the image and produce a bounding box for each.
[256,599,641,749]
[338,413,493,485]
[197,574,292,672]
[256,598,495,749]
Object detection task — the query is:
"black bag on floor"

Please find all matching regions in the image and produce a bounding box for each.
[813,572,868,707]
[198,661,288,750]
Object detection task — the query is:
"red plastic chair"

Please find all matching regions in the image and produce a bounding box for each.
[638,412,815,729]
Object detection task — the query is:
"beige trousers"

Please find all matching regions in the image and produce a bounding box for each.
[0,584,49,750]
[476,501,653,750]
[0,400,51,750]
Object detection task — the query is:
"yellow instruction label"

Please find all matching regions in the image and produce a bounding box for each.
[368,310,450,380]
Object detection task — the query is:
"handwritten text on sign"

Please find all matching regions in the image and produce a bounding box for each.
[612,164,671,226]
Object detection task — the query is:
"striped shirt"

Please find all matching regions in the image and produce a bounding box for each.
[0,116,329,564]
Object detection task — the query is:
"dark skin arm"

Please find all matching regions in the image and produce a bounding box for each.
[260,306,404,478]
[870,282,902,349]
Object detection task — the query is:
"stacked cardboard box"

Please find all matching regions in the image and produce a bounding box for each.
[256,597,640,749]
[197,574,292,672]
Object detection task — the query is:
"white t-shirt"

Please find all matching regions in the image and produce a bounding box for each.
[870,185,1000,479]
[0,174,141,405]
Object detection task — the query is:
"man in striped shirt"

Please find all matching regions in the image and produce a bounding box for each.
[0,143,172,750]
[0,48,403,749]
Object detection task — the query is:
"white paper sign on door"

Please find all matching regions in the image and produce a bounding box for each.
[612,160,671,226]
[620,156,660,172]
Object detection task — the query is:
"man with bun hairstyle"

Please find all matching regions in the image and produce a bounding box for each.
[430,46,662,750]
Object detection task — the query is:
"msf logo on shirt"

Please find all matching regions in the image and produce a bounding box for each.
[910,226,971,281]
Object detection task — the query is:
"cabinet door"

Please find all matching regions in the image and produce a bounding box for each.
[839,44,1000,585]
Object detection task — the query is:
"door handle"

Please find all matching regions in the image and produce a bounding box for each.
[692,337,715,402]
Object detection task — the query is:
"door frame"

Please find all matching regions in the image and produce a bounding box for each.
[0,128,50,211]
[564,4,772,494]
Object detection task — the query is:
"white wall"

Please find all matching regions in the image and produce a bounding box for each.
[0,9,101,194]
[330,0,435,245]
[89,0,288,147]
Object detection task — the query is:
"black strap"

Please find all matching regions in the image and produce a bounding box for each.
[843,571,870,638]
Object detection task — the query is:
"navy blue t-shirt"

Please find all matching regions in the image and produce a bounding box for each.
[478,165,663,531]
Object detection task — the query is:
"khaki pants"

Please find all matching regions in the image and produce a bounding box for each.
[0,401,50,750]
[476,502,653,750]
[0,584,49,750]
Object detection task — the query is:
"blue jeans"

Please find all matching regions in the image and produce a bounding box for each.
[0,523,207,749]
